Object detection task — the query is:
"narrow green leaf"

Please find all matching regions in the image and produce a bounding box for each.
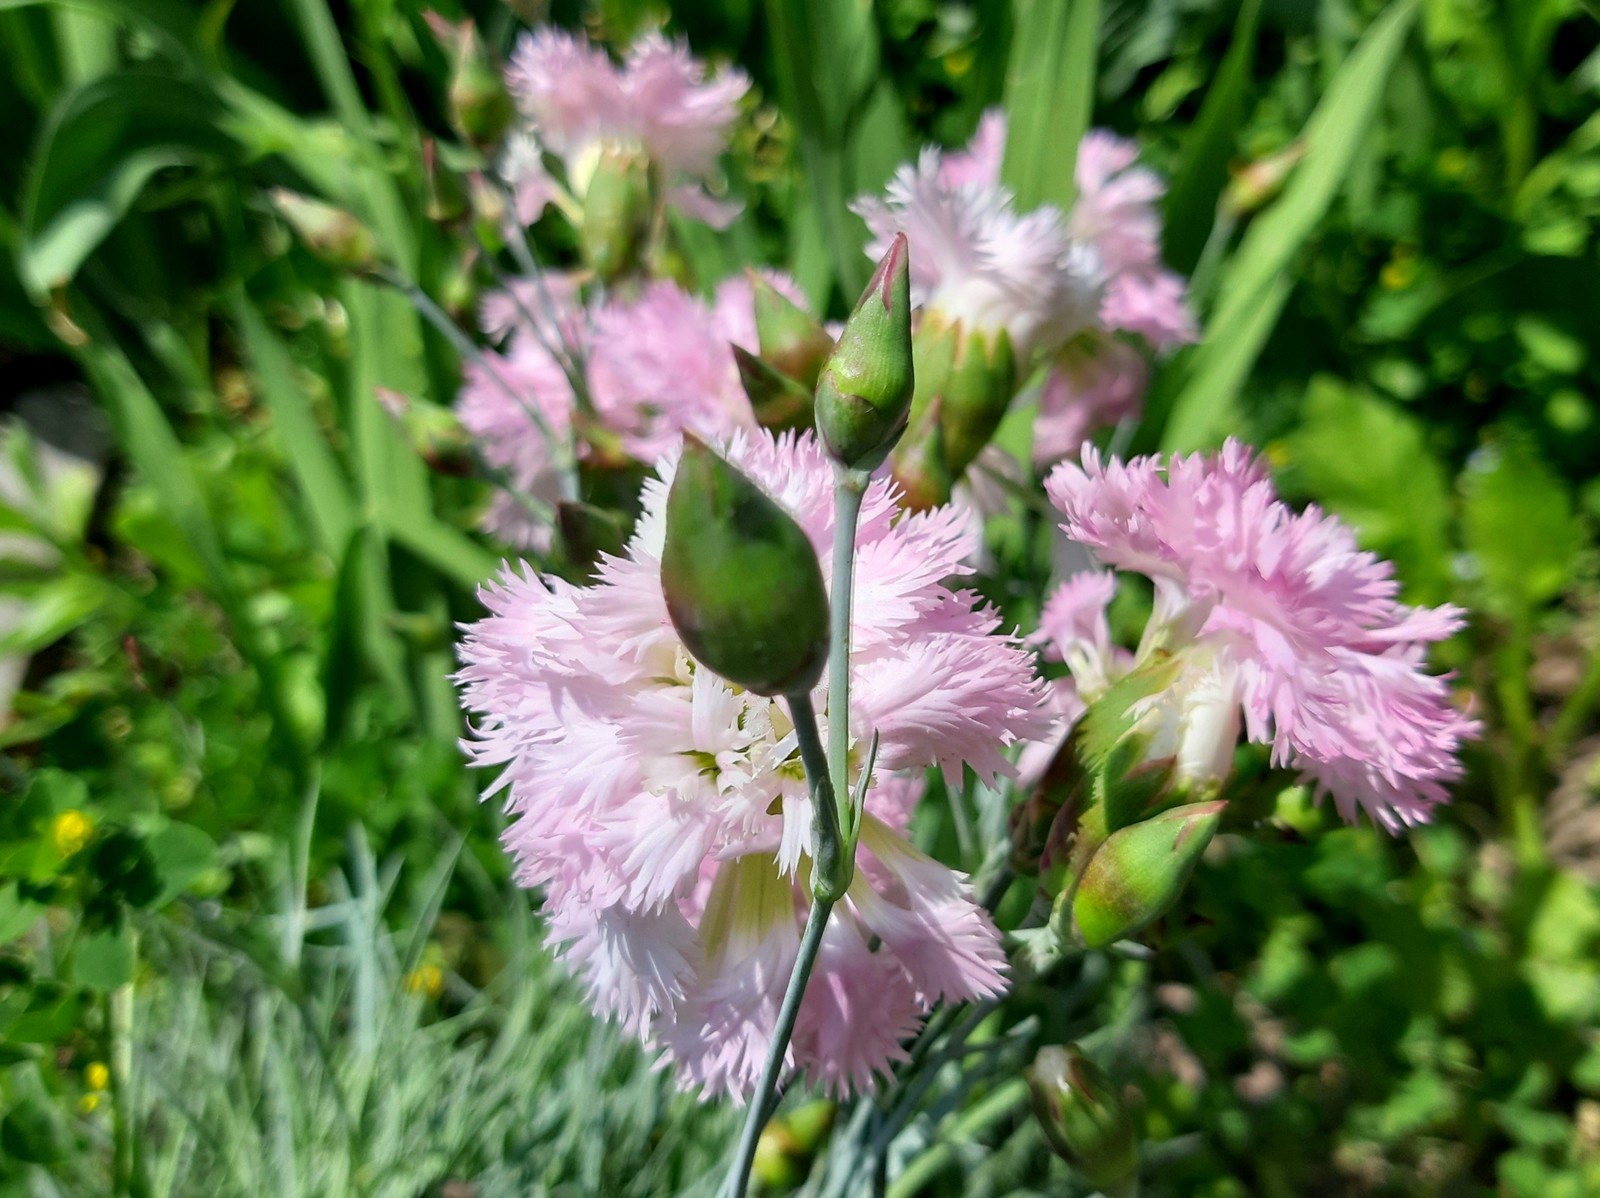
[19,71,234,293]
[1162,0,1262,273]
[1161,0,1420,452]
[230,298,358,558]
[1002,0,1102,212]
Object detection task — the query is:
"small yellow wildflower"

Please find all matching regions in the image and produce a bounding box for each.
[404,963,445,999]
[85,1061,110,1092]
[79,1093,101,1115]
[51,810,94,858]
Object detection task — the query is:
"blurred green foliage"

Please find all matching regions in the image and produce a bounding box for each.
[0,0,1598,1194]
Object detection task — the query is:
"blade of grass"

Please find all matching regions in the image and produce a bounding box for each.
[1002,0,1102,212]
[1160,0,1420,452]
[1162,0,1263,274]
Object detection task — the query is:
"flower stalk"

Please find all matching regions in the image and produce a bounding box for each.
[721,692,840,1198]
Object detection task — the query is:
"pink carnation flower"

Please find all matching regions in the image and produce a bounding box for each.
[457,431,1049,1097]
[457,273,810,546]
[1041,440,1479,830]
[853,131,1101,362]
[1070,131,1197,351]
[503,29,747,228]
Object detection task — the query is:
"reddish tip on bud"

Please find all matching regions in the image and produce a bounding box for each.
[375,387,473,476]
[814,234,914,471]
[1026,1045,1139,1193]
[661,435,829,696]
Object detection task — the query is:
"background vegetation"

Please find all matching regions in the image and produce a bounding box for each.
[1,0,1599,1194]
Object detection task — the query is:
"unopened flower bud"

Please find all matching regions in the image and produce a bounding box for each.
[909,315,1017,478]
[375,388,473,476]
[750,273,834,387]
[1066,800,1223,949]
[733,345,814,432]
[1026,1045,1139,1194]
[1011,729,1085,882]
[661,434,828,696]
[580,144,654,283]
[1222,141,1306,218]
[889,398,954,512]
[814,234,914,471]
[270,189,378,272]
[422,139,469,225]
[427,14,514,152]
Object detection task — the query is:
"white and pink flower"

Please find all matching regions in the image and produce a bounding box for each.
[457,431,1049,1097]
[1040,440,1479,829]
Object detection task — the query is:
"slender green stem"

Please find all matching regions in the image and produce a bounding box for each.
[884,1079,1031,1198]
[718,694,847,1198]
[378,270,579,501]
[719,895,833,1198]
[829,472,867,850]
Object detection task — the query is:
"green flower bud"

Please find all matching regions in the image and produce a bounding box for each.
[907,315,1017,479]
[375,387,472,477]
[889,397,954,512]
[1066,800,1224,949]
[814,234,914,471]
[422,139,469,225]
[733,345,815,432]
[580,144,655,283]
[428,15,515,152]
[661,435,829,696]
[270,189,378,273]
[750,273,834,387]
[1026,1045,1139,1194]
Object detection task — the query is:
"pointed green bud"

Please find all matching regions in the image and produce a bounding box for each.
[270,189,378,273]
[814,234,914,471]
[750,273,834,387]
[428,14,515,152]
[889,397,954,512]
[661,435,829,696]
[1026,1045,1139,1194]
[906,315,1017,479]
[375,387,473,476]
[1067,800,1224,949]
[940,326,1016,476]
[580,144,654,283]
[733,346,814,432]
[422,139,469,225]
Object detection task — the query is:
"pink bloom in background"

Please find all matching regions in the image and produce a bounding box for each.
[457,431,1048,1097]
[1032,335,1147,466]
[1041,440,1480,830]
[502,29,747,227]
[853,132,1101,362]
[855,112,1197,465]
[1069,131,1197,351]
[457,273,811,546]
